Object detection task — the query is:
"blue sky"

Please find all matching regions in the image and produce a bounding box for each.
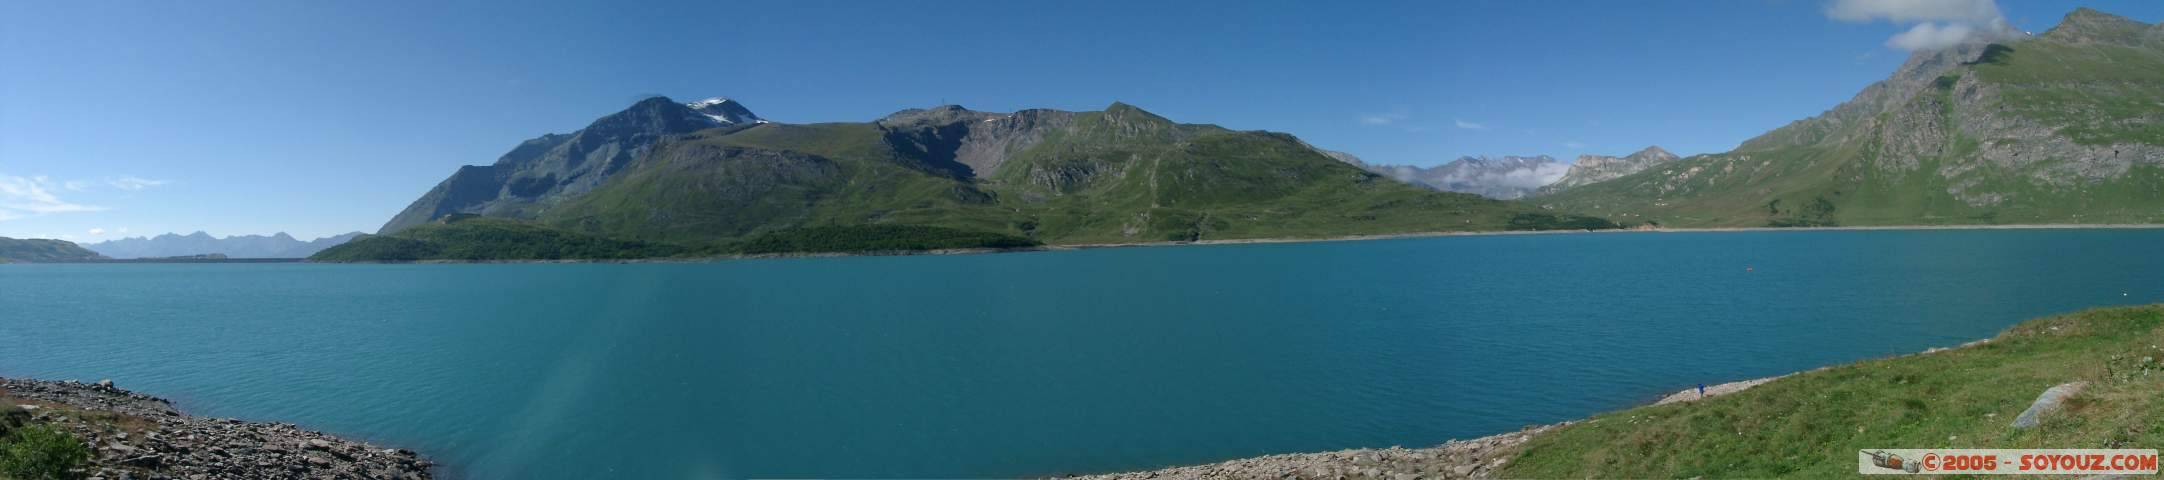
[3,0,2160,240]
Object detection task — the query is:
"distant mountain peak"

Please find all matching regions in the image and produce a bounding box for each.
[1102,101,1167,120]
[2044,7,2152,44]
[1632,146,1674,158]
[1536,146,1684,194]
[685,97,765,125]
[877,105,1002,127]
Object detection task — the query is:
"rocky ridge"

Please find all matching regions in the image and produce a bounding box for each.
[1537,146,1679,193]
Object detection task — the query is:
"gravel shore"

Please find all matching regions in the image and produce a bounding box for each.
[1,377,432,480]
[1057,424,1565,480]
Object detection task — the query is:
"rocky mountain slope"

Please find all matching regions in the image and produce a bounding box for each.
[378,96,765,233]
[1538,8,2164,227]
[1536,146,1679,193]
[374,98,1611,255]
[79,231,362,259]
[0,236,107,263]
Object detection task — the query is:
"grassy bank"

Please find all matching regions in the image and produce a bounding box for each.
[1502,305,2164,478]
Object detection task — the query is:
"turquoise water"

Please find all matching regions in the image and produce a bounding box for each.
[3,229,2161,478]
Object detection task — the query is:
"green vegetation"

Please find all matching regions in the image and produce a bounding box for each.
[0,422,89,480]
[737,225,1040,254]
[311,214,1053,261]
[1506,213,1622,231]
[0,238,105,263]
[310,216,692,262]
[1502,305,2164,478]
[1971,40,2164,146]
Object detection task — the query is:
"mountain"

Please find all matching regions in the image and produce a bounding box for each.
[1345,156,1568,200]
[80,231,363,259]
[377,96,763,233]
[1536,146,1680,193]
[1539,8,2164,227]
[0,237,108,263]
[363,98,1612,259]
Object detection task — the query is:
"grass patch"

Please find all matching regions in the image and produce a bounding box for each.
[734,225,1040,254]
[1501,305,2164,478]
[0,422,90,480]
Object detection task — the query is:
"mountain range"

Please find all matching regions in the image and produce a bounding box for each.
[1538,8,2164,227]
[336,97,1610,260]
[80,232,364,259]
[327,7,2164,261]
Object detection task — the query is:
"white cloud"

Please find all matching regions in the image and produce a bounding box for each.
[1827,0,2001,24]
[109,176,169,191]
[0,174,106,219]
[1454,119,1487,130]
[1827,0,2010,51]
[88,227,106,236]
[1359,112,1409,126]
[118,227,129,234]
[1437,159,1572,191]
[1887,22,1976,50]
[63,180,90,191]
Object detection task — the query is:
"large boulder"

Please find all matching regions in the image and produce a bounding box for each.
[2011,382,2088,429]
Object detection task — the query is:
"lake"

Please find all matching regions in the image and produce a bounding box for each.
[3,229,2160,479]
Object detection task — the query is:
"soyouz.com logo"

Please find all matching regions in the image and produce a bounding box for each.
[1861,449,2158,475]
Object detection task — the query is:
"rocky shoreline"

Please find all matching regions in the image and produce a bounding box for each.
[1,377,431,480]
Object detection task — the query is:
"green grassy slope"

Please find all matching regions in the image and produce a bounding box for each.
[1975,40,2164,146]
[1502,305,2164,478]
[1538,10,2164,228]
